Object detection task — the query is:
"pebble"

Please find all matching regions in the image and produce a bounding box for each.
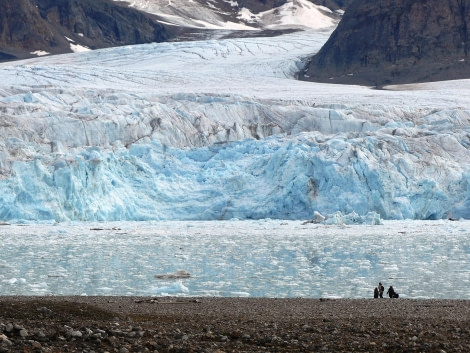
[36,307,53,315]
[71,330,83,338]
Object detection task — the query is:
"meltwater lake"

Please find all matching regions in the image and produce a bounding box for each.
[1,219,469,299]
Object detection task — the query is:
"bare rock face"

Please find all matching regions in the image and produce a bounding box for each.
[302,0,470,86]
[312,0,354,11]
[35,0,172,48]
[0,0,173,61]
[0,0,56,59]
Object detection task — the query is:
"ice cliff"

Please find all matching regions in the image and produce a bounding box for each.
[0,30,469,221]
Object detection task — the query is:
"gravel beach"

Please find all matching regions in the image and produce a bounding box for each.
[1,296,470,352]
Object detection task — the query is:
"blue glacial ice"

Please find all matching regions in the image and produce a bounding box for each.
[0,30,469,222]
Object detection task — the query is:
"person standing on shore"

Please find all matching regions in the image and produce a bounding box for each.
[378,282,384,298]
[374,287,379,298]
[387,286,399,298]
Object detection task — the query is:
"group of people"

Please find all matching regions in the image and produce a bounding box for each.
[374,282,399,298]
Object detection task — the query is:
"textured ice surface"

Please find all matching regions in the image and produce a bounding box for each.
[1,220,469,298]
[0,30,470,221]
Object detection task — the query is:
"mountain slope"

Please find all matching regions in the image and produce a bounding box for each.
[0,0,56,59]
[301,0,470,85]
[0,0,175,61]
[116,0,346,30]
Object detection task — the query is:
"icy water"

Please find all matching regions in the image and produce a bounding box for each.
[1,220,469,299]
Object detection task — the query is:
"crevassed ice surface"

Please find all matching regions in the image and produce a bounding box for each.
[0,30,470,221]
[1,220,469,298]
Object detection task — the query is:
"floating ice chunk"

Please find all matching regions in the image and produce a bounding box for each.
[313,211,326,223]
[28,282,49,293]
[96,287,114,292]
[323,211,347,225]
[364,212,383,225]
[150,280,189,295]
[230,291,250,297]
[323,211,383,225]
[2,278,17,284]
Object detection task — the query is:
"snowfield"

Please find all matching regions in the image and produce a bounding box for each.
[115,0,338,30]
[0,28,470,222]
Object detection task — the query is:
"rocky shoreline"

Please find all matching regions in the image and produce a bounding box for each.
[1,296,470,352]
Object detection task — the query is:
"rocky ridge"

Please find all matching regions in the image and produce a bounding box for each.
[0,0,176,62]
[302,0,470,85]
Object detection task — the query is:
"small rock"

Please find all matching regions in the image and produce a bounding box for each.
[71,330,83,338]
[107,336,119,347]
[36,330,47,342]
[0,337,12,347]
[31,341,42,349]
[36,307,53,315]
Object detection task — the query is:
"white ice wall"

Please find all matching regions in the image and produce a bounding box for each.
[0,31,469,221]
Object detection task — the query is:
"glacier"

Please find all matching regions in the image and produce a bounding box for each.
[1,29,470,222]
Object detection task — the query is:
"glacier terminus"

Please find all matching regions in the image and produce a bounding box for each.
[0,29,470,222]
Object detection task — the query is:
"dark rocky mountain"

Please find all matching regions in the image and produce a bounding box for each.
[1,0,353,62]
[0,0,177,61]
[312,0,354,11]
[0,0,54,60]
[302,0,470,86]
